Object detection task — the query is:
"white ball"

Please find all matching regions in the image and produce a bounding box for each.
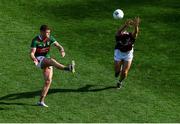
[113,9,124,19]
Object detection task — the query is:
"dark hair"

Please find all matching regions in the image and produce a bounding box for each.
[40,25,50,31]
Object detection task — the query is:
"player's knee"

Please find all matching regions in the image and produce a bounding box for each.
[45,81,51,86]
[45,78,52,85]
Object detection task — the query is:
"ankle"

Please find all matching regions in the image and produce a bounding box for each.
[64,66,70,71]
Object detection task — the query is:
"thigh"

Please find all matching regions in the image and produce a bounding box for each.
[114,60,124,72]
[42,58,60,68]
[122,60,132,73]
[41,58,51,68]
[41,58,57,68]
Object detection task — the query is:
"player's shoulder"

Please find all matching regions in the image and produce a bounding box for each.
[32,35,39,42]
[50,35,56,39]
[49,35,57,43]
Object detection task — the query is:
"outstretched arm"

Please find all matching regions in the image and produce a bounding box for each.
[54,41,65,57]
[132,17,140,39]
[116,19,133,35]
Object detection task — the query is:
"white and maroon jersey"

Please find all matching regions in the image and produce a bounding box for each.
[115,32,135,52]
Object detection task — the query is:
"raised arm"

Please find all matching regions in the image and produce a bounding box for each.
[116,19,133,35]
[54,41,65,57]
[132,17,140,39]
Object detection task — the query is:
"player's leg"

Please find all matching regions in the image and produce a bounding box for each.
[114,60,124,89]
[114,49,124,88]
[117,49,133,89]
[42,58,65,69]
[38,67,53,107]
[42,58,75,73]
[114,60,123,78]
[119,60,132,85]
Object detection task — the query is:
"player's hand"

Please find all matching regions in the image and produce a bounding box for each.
[33,59,38,66]
[61,51,65,57]
[125,19,134,26]
[134,17,140,26]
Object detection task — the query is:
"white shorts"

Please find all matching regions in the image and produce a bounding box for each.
[114,49,133,62]
[36,56,45,68]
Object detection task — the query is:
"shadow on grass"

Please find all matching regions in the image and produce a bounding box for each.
[0,107,12,111]
[0,84,116,101]
[0,102,30,106]
[0,102,33,110]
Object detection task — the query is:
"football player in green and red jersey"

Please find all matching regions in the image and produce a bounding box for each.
[30,25,75,107]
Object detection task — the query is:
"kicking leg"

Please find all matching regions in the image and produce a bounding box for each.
[42,58,75,73]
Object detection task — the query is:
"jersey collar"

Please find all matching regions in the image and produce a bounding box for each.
[38,35,48,42]
[38,35,43,40]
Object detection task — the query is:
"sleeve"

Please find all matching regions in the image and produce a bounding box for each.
[31,39,37,48]
[50,36,57,44]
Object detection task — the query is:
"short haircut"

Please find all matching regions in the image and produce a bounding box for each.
[40,25,50,31]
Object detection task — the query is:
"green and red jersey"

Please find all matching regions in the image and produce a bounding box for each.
[31,35,56,58]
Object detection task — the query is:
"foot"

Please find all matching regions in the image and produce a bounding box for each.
[69,60,75,73]
[37,102,48,107]
[117,81,122,89]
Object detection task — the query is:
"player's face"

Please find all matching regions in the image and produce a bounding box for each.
[45,30,51,38]
[41,30,51,38]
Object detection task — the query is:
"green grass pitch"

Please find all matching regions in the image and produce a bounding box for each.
[0,0,179,122]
